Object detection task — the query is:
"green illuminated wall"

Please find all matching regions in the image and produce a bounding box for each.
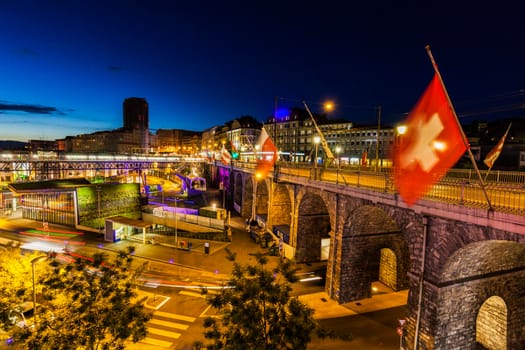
[77,183,141,229]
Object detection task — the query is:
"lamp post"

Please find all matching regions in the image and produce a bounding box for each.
[252,172,262,221]
[175,199,178,245]
[396,125,407,153]
[313,135,321,180]
[335,146,342,184]
[96,186,102,235]
[375,105,382,171]
[31,255,47,324]
[393,125,407,176]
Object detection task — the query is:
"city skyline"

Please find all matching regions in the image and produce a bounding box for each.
[1,1,525,142]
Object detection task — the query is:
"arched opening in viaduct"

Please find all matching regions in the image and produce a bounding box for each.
[238,176,254,218]
[233,173,244,211]
[254,179,269,221]
[295,191,330,263]
[268,183,292,245]
[476,296,507,350]
[336,205,408,303]
[433,240,525,350]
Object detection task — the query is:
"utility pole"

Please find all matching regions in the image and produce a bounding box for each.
[375,105,381,171]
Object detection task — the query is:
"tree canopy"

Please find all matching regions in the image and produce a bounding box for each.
[196,249,321,350]
[1,245,151,350]
[0,244,50,330]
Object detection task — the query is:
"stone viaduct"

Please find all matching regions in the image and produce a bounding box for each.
[211,163,525,350]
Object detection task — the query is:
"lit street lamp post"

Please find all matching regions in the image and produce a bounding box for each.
[96,186,102,234]
[31,255,47,325]
[175,199,178,245]
[313,135,321,180]
[335,146,342,184]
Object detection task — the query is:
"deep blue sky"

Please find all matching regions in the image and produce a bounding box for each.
[1,1,524,141]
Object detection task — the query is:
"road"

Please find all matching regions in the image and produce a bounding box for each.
[0,213,406,350]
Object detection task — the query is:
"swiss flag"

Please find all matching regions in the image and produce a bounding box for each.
[483,123,511,169]
[256,128,278,178]
[393,74,467,206]
[221,145,232,165]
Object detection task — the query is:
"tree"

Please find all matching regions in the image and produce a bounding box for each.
[196,249,321,350]
[0,244,51,330]
[14,246,152,350]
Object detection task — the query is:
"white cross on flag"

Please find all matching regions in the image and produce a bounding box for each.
[393,73,467,206]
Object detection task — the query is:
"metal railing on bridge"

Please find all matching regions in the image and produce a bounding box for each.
[230,160,525,215]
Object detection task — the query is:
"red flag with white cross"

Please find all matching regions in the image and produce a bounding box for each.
[256,128,278,178]
[393,73,467,206]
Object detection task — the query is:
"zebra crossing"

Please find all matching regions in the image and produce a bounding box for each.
[137,310,196,349]
[134,289,219,349]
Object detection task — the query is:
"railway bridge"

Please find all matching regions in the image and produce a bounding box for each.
[1,155,524,349]
[213,163,525,350]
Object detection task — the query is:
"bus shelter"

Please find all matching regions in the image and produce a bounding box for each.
[105,216,153,244]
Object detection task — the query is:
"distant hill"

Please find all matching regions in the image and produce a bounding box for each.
[0,141,28,150]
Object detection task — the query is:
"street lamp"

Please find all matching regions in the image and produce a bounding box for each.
[174,199,178,245]
[335,146,342,184]
[31,255,47,324]
[396,125,407,136]
[393,125,407,171]
[313,135,321,181]
[96,186,102,234]
[313,136,321,167]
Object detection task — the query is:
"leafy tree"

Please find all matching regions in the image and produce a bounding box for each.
[196,249,322,350]
[14,246,152,350]
[0,243,51,330]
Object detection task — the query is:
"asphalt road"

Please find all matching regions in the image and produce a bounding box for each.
[0,209,406,350]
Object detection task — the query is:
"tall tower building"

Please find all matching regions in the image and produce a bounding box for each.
[123,97,149,152]
[123,97,149,130]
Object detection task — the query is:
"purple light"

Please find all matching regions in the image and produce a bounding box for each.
[97,243,103,248]
[169,259,174,264]
[275,107,290,121]
[214,269,219,274]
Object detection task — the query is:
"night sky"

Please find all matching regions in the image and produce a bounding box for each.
[1,1,524,142]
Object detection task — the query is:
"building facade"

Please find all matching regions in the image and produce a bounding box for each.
[123,97,149,151]
[263,107,396,167]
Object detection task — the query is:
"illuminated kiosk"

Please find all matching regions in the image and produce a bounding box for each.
[104,216,153,243]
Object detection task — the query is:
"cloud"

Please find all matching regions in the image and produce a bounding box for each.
[0,101,64,115]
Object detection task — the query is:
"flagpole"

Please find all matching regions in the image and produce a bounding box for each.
[483,163,494,183]
[425,45,493,211]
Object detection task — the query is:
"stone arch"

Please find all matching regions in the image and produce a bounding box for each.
[239,174,254,219]
[476,296,507,350]
[268,183,293,243]
[295,190,331,263]
[254,178,269,221]
[336,205,407,302]
[434,240,525,350]
[233,172,243,210]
